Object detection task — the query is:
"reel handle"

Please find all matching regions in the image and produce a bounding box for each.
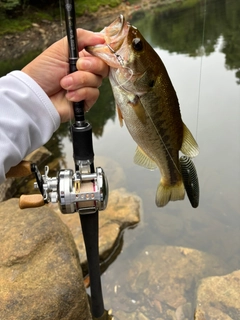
[19,194,45,209]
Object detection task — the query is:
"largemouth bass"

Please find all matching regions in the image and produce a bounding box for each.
[86,15,199,207]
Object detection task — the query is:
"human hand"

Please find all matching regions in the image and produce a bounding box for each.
[22,29,109,122]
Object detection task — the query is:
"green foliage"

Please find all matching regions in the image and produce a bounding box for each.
[0,0,21,11]
[0,0,121,35]
[74,0,121,15]
[0,16,33,35]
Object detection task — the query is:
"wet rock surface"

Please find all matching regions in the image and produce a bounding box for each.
[102,245,229,320]
[0,198,91,320]
[53,188,141,274]
[195,270,240,320]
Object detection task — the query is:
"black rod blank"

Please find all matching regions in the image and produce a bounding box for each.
[64,0,85,125]
[63,1,105,318]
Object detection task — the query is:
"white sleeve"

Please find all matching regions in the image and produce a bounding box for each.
[0,70,61,184]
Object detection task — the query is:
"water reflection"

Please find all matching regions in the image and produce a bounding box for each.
[85,78,116,137]
[87,0,240,318]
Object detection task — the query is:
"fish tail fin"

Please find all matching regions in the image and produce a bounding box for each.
[155,180,185,207]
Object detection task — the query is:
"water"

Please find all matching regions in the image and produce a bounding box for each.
[79,0,240,317]
[76,0,240,258]
[6,0,240,318]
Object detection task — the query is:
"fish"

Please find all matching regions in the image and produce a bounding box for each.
[86,15,199,207]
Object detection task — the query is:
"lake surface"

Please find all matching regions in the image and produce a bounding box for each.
[75,0,240,261]
[6,0,240,318]
[78,0,240,318]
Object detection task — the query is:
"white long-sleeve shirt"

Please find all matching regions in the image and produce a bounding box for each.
[0,71,60,184]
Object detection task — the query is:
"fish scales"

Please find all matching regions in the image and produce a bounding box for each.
[86,15,199,207]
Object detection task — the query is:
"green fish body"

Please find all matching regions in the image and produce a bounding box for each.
[86,15,199,207]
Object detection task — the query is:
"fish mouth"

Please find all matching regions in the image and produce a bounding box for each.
[86,15,130,67]
[104,14,125,39]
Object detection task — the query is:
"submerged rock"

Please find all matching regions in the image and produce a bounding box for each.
[195,269,240,319]
[55,188,141,274]
[0,198,91,320]
[102,245,228,319]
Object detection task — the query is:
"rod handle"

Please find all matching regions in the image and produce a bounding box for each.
[6,160,32,178]
[19,194,45,209]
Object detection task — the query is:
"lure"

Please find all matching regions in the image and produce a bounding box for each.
[180,156,199,208]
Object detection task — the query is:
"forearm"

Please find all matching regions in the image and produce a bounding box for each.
[0,71,60,184]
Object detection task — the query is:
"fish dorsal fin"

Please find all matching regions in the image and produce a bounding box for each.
[117,105,124,127]
[181,123,199,157]
[134,146,157,170]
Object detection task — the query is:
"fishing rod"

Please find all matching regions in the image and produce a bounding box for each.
[12,0,109,318]
[63,1,106,318]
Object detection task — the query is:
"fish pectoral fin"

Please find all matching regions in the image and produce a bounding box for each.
[180,123,199,157]
[134,146,157,170]
[128,97,147,124]
[117,105,124,127]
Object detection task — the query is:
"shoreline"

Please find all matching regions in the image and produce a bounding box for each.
[0,0,178,61]
[0,2,133,61]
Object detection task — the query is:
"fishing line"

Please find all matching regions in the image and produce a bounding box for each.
[144,106,182,175]
[115,66,134,88]
[106,44,134,87]
[196,0,207,141]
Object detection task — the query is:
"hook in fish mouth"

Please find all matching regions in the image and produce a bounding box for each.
[103,15,129,67]
[86,15,130,68]
[106,43,124,66]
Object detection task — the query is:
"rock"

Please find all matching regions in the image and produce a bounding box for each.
[54,188,141,274]
[194,270,240,319]
[103,245,228,319]
[0,177,15,202]
[0,146,51,202]
[0,2,133,61]
[0,198,91,320]
[32,23,40,28]
[127,246,227,309]
[24,145,52,164]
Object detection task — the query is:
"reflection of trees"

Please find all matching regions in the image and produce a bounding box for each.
[131,0,240,83]
[44,122,70,168]
[222,0,240,84]
[0,50,40,77]
[85,78,116,138]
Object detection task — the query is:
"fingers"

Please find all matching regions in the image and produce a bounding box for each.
[61,71,102,93]
[60,54,109,104]
[61,55,108,88]
[76,29,105,51]
[59,31,109,120]
[55,87,99,122]
[51,87,99,123]
[77,55,109,79]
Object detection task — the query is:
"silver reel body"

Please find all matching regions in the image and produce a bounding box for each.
[34,165,108,215]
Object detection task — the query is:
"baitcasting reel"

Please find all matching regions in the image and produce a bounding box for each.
[30,163,108,215]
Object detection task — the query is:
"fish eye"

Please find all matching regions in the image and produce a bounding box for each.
[132,38,143,51]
